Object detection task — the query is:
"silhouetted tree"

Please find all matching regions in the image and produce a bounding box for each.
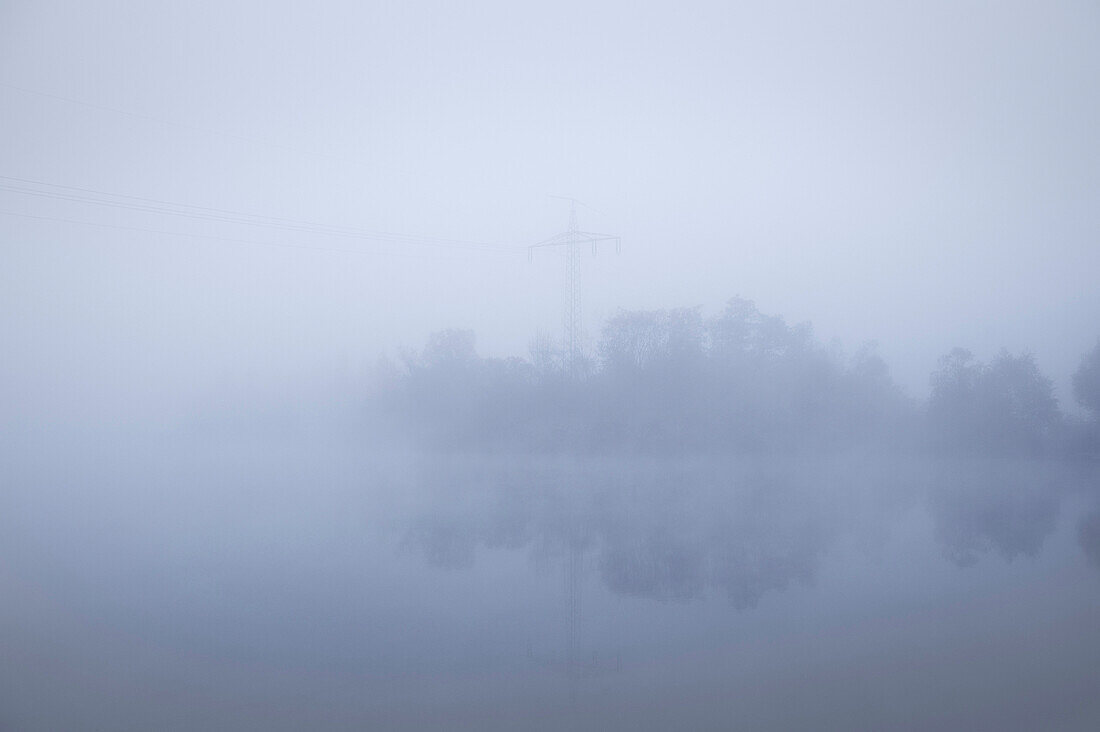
[1072,340,1100,418]
[928,349,1059,455]
[375,298,916,455]
[1068,340,1100,454]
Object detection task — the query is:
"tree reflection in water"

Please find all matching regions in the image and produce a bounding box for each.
[404,454,1100,605]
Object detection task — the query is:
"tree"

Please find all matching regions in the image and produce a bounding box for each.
[377,298,913,455]
[928,348,1059,455]
[421,328,477,368]
[598,310,666,373]
[1072,340,1100,417]
[983,351,1060,452]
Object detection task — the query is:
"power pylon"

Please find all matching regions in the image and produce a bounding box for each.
[528,197,620,375]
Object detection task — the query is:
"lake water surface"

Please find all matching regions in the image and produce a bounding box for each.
[3,432,1099,730]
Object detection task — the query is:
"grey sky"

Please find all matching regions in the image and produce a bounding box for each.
[2,0,1098,418]
[4,7,1100,729]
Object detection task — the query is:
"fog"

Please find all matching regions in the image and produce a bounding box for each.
[3,1,1100,729]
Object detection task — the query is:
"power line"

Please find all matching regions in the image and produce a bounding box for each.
[0,209,505,262]
[0,80,367,169]
[0,174,509,248]
[1,81,528,257]
[0,175,521,254]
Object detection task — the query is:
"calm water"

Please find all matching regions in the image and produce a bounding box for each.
[3,432,1099,730]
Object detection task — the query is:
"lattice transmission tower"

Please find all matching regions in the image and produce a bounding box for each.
[528,197,620,375]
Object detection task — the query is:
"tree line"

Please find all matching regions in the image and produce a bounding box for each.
[371,297,1100,457]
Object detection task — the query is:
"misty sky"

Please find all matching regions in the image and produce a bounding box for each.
[4,6,1100,728]
[2,1,1098,421]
